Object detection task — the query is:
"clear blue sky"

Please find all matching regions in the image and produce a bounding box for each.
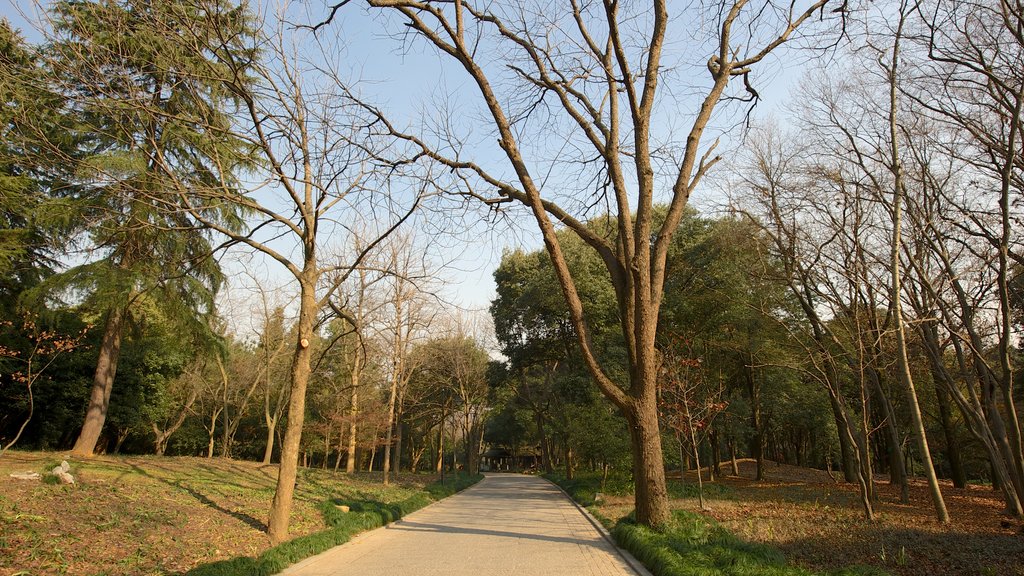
[2,0,812,316]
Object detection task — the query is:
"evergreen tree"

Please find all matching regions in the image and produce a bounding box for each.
[40,0,254,456]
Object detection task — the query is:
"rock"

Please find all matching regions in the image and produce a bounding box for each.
[54,470,75,484]
[336,504,351,513]
[60,460,70,472]
[9,472,41,481]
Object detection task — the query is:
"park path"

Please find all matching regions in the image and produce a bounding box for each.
[276,473,649,576]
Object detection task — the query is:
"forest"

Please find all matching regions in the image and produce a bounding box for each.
[0,0,1022,564]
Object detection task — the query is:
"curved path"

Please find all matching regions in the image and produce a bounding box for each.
[277,473,649,576]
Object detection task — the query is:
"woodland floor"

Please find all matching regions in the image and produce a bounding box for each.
[0,451,437,576]
[594,459,1024,576]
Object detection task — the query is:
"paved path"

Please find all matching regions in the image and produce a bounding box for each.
[277,474,647,576]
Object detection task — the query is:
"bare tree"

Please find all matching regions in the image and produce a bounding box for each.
[907,0,1024,512]
[145,17,423,542]
[738,127,880,520]
[378,232,439,484]
[315,0,836,526]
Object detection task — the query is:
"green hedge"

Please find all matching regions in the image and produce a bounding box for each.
[186,473,483,576]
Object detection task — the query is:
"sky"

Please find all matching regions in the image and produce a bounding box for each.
[2,0,815,327]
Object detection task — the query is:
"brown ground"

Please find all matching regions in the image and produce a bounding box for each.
[0,452,435,576]
[594,459,1024,576]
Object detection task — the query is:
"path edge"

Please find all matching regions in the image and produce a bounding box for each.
[542,476,654,576]
[276,476,485,576]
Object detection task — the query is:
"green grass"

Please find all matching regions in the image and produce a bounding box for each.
[613,511,887,576]
[184,472,483,576]
[545,473,887,576]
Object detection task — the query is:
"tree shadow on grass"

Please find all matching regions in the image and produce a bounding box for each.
[128,463,268,532]
[176,482,268,531]
[778,525,1024,576]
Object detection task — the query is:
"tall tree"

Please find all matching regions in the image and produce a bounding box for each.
[40,0,252,457]
[140,14,423,541]
[327,0,836,526]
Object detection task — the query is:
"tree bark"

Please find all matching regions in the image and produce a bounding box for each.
[346,356,361,474]
[267,276,316,544]
[627,395,670,526]
[71,305,126,457]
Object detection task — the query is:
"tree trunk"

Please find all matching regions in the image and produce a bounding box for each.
[152,385,197,457]
[711,428,722,479]
[677,430,687,482]
[205,406,221,458]
[382,372,399,485]
[744,362,765,481]
[346,358,360,474]
[71,306,126,457]
[935,383,967,488]
[729,440,739,476]
[627,397,670,526]
[536,411,553,474]
[263,418,277,465]
[564,444,574,481]
[871,369,909,503]
[267,276,316,544]
[392,419,403,477]
[436,420,443,473]
[827,391,859,482]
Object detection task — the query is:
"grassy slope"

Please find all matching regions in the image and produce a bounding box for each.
[0,451,478,576]
[549,459,1024,576]
[547,472,883,576]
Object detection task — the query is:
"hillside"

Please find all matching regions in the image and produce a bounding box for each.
[0,452,438,576]
[592,459,1024,576]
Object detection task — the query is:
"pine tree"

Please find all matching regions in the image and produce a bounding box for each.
[41,0,255,456]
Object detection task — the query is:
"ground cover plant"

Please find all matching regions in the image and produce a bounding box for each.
[0,451,479,575]
[548,460,1024,576]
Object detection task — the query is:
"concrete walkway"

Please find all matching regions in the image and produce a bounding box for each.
[277,474,649,576]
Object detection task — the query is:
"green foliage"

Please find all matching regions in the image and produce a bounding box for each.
[184,473,482,576]
[0,20,75,305]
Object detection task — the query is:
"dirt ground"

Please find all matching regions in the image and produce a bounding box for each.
[594,459,1024,576]
[0,452,433,576]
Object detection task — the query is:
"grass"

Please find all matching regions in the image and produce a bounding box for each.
[0,451,481,576]
[545,471,887,576]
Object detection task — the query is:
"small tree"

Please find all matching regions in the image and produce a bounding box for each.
[0,314,88,455]
[659,337,727,510]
